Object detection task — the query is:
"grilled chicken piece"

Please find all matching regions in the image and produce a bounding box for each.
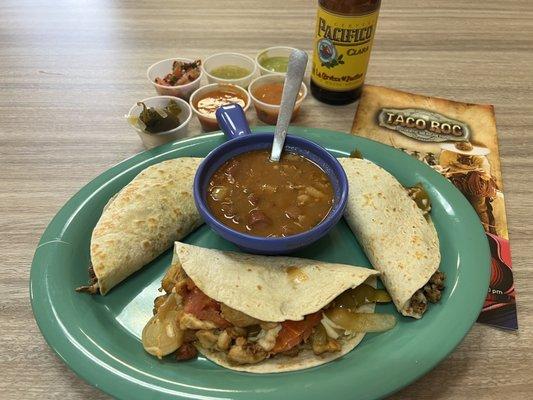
[256,324,282,351]
[312,338,341,355]
[195,330,218,349]
[226,326,248,338]
[216,330,232,351]
[180,313,219,330]
[227,337,268,364]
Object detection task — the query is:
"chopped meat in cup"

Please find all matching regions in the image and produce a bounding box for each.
[155,60,201,87]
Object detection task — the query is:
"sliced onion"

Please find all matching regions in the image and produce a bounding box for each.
[325,308,396,333]
[320,314,343,339]
[142,293,183,358]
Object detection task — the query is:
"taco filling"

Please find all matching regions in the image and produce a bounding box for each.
[142,258,395,366]
[406,270,446,315]
[405,183,446,316]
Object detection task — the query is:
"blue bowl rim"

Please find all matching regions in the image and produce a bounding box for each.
[193,132,349,244]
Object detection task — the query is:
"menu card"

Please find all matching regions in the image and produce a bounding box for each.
[351,85,517,330]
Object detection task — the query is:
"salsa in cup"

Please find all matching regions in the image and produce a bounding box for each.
[189,83,251,131]
[248,74,307,125]
[202,52,256,88]
[255,46,298,75]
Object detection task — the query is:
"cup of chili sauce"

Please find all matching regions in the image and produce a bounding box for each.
[248,74,307,125]
[193,104,348,255]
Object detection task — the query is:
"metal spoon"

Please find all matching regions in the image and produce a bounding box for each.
[270,49,308,162]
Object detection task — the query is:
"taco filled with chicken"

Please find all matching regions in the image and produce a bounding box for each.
[142,242,396,373]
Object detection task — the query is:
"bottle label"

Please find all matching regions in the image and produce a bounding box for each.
[311,6,379,92]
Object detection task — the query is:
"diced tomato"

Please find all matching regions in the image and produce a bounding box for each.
[183,285,230,328]
[271,311,323,354]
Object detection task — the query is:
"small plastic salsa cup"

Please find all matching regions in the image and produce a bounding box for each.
[255,46,298,75]
[146,57,203,100]
[202,52,257,88]
[248,74,307,125]
[127,96,192,149]
[189,83,251,132]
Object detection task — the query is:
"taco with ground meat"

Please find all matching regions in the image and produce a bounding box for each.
[77,158,203,295]
[339,157,444,319]
[142,242,395,373]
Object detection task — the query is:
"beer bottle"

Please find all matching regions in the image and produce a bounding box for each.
[310,0,381,105]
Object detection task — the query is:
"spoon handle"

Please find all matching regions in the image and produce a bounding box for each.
[270,49,308,162]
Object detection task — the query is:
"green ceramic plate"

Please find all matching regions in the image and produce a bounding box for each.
[30,127,489,400]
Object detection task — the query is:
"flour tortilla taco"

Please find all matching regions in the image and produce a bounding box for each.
[77,158,203,295]
[339,157,444,318]
[142,242,395,373]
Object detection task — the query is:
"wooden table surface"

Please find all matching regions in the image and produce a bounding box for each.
[1,0,532,398]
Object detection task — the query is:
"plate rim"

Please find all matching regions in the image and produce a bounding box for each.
[30,126,490,400]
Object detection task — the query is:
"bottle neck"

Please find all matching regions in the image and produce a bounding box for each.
[319,0,380,16]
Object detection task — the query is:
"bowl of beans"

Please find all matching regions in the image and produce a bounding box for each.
[193,104,348,255]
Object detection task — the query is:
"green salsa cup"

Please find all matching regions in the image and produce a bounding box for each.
[255,46,299,75]
[202,52,257,88]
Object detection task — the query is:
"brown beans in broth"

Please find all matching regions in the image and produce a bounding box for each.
[207,149,334,237]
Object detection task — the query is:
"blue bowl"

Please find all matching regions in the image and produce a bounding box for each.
[193,104,348,254]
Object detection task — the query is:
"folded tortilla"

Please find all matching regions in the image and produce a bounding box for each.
[82,158,203,295]
[158,242,379,373]
[339,157,441,318]
[176,242,377,323]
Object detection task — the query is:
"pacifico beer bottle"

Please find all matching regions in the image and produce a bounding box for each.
[311,0,381,105]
